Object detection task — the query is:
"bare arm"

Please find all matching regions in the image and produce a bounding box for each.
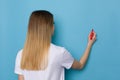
[72,31,96,69]
[18,75,24,80]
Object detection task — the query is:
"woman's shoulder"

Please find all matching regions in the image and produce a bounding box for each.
[50,43,66,52]
[15,49,23,58]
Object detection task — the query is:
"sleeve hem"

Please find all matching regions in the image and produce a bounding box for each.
[14,71,23,75]
[66,58,74,69]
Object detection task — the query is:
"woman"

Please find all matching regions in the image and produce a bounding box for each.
[14,10,96,80]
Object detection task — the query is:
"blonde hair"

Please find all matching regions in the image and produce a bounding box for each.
[21,10,54,70]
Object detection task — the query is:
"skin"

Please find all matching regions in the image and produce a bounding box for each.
[18,26,96,80]
[71,31,96,69]
[18,75,24,80]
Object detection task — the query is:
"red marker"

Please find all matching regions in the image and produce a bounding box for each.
[90,29,94,40]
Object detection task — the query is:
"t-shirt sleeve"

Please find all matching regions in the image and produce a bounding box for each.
[14,50,23,75]
[61,48,74,69]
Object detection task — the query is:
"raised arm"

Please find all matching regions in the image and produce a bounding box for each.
[72,30,96,69]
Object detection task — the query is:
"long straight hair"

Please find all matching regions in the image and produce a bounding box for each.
[21,10,54,70]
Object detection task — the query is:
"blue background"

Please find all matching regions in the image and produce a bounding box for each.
[0,0,120,80]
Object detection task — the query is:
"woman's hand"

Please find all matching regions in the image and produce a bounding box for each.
[88,30,96,47]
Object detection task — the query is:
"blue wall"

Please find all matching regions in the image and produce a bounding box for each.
[0,0,120,80]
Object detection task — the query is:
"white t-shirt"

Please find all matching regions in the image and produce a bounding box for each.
[14,43,74,80]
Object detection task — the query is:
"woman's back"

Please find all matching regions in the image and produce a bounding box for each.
[15,43,74,80]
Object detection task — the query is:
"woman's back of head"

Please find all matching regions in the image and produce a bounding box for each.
[21,10,54,70]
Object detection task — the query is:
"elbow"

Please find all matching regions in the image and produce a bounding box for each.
[79,65,84,70]
[79,63,84,70]
[72,60,85,70]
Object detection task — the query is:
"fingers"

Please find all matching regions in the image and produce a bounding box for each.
[93,31,96,38]
[88,30,96,41]
[87,29,97,46]
[92,31,96,41]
